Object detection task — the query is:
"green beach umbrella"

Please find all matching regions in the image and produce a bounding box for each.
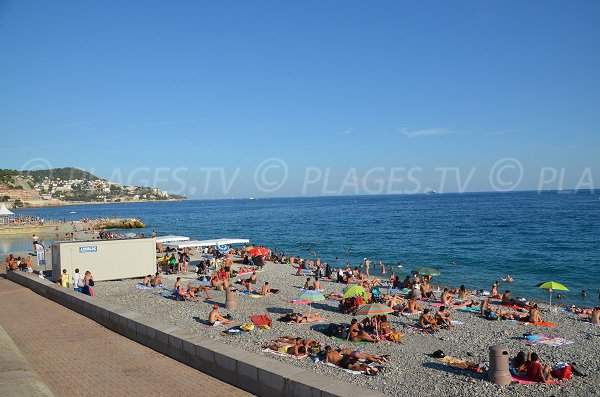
[411,267,441,277]
[342,285,366,299]
[537,281,569,306]
[298,289,325,312]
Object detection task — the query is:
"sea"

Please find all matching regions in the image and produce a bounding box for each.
[4,191,600,306]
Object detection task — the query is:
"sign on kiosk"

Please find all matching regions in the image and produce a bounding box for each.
[79,246,98,253]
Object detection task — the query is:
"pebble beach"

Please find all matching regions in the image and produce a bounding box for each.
[93,258,600,397]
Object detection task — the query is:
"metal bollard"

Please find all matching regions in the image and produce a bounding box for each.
[488,345,512,385]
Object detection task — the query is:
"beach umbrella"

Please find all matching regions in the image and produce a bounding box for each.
[356,302,394,317]
[249,247,269,257]
[537,281,569,306]
[298,289,325,312]
[411,267,441,277]
[342,285,366,299]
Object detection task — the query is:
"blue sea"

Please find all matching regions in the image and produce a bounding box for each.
[5,191,600,305]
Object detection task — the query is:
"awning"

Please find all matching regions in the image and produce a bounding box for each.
[156,235,190,243]
[163,238,249,249]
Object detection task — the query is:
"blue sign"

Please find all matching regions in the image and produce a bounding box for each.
[79,246,98,253]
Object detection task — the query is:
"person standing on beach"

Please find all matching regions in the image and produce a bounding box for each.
[72,268,82,292]
[364,258,370,278]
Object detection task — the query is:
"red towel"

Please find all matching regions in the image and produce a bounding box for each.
[250,314,272,326]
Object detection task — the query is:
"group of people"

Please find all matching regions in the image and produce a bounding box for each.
[4,253,33,272]
[58,268,95,296]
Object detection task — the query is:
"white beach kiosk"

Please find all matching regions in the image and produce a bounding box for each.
[52,238,157,281]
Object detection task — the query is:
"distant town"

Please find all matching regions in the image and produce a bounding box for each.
[0,167,185,207]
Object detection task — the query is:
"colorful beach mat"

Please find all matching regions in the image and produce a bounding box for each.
[525,335,574,347]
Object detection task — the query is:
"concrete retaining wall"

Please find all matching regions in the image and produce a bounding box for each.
[7,271,384,397]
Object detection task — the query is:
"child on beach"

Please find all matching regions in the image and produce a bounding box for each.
[60,269,69,288]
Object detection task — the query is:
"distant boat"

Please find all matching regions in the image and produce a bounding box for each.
[249,197,255,200]
[425,189,437,194]
[69,211,77,214]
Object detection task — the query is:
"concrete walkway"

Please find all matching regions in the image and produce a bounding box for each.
[0,273,253,397]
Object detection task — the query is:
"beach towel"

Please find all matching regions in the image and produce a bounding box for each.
[450,320,464,325]
[263,348,307,359]
[250,314,272,327]
[135,284,152,290]
[250,294,263,298]
[518,321,557,328]
[222,326,244,335]
[320,360,366,374]
[430,302,445,307]
[333,336,370,344]
[400,311,422,317]
[525,335,574,347]
[289,299,312,305]
[500,303,524,310]
[439,355,478,370]
[511,375,561,385]
[458,307,481,313]
[402,324,433,333]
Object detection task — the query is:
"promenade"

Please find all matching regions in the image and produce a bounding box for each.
[0,272,252,397]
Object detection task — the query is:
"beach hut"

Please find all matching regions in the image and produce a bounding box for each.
[0,202,15,225]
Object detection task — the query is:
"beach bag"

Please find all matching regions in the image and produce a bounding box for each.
[388,332,402,342]
[552,364,572,380]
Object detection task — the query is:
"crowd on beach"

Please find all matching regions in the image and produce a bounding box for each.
[114,242,600,385]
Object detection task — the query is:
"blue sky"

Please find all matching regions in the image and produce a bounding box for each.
[1,0,599,197]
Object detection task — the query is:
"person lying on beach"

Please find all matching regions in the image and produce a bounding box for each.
[209,305,232,326]
[419,309,440,330]
[265,342,307,356]
[324,346,379,375]
[337,348,389,364]
[386,295,403,311]
[400,298,423,314]
[142,274,152,287]
[435,306,453,328]
[346,318,378,343]
[285,312,324,323]
[325,292,343,301]
[526,352,553,383]
[276,337,320,350]
[151,272,162,287]
[409,286,422,299]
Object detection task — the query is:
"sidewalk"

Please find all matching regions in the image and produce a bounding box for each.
[0,273,253,397]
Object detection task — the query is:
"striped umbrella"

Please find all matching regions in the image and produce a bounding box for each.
[356,302,394,317]
[298,289,325,312]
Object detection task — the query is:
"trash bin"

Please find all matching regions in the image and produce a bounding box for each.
[488,345,511,385]
[225,288,237,310]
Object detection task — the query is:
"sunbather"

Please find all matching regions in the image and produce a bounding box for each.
[526,352,553,383]
[337,348,389,364]
[435,306,453,328]
[419,309,440,330]
[209,304,232,326]
[287,312,324,323]
[265,343,306,357]
[346,318,378,343]
[151,272,162,287]
[400,297,423,314]
[324,346,379,375]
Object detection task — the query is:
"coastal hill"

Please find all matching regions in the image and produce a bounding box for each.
[0,167,185,208]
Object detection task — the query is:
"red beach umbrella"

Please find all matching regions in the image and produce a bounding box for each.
[249,247,269,257]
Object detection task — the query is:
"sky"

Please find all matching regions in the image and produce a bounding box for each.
[1,0,599,198]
